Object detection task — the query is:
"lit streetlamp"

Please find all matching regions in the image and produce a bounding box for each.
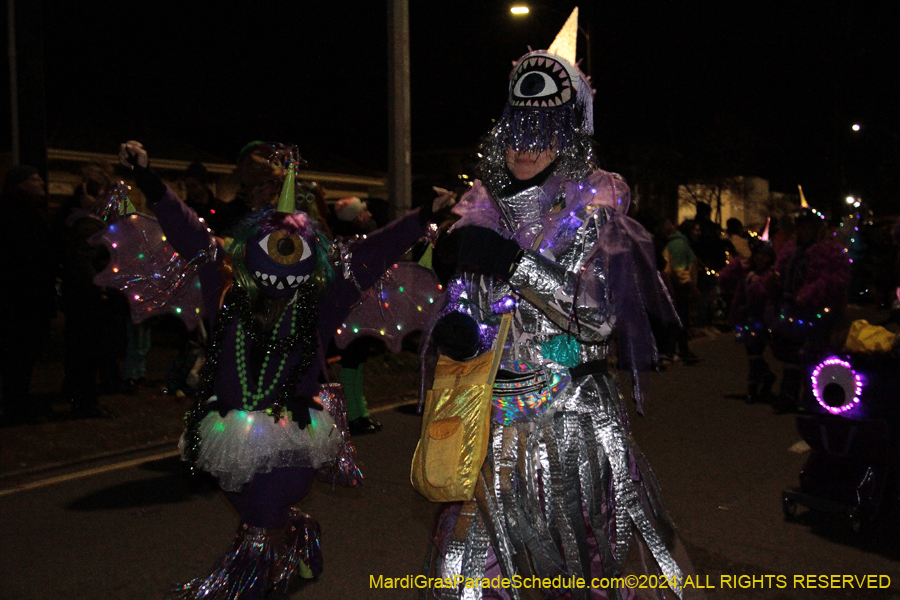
[510,4,592,78]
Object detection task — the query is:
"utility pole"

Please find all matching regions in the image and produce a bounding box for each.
[8,0,19,164]
[7,0,47,177]
[387,0,411,219]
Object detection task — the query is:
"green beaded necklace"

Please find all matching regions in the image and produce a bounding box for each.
[236,300,297,411]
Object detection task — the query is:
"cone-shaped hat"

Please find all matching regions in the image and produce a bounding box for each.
[547,7,579,66]
[761,217,771,242]
[798,184,809,208]
[276,161,296,214]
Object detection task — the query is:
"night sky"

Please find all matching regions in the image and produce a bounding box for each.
[11,1,900,212]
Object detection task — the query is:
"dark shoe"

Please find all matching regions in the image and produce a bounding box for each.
[100,377,124,395]
[774,396,799,415]
[678,351,700,364]
[71,403,115,419]
[123,378,146,395]
[348,416,382,435]
[23,412,50,425]
[1,409,50,426]
[746,383,760,403]
[760,372,777,398]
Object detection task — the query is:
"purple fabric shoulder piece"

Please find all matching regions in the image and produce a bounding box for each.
[450,180,503,232]
[569,172,676,412]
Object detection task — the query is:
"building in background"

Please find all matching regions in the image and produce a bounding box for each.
[678,176,799,231]
[0,149,389,219]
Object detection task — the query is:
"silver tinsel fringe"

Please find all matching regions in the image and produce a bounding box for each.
[272,508,323,591]
[169,523,277,600]
[170,512,323,600]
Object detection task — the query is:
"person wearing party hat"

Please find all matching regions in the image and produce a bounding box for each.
[719,219,778,403]
[117,140,451,599]
[427,9,690,599]
[770,186,851,413]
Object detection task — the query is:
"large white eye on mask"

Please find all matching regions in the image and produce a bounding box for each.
[258,230,312,265]
[513,71,559,99]
[508,54,575,108]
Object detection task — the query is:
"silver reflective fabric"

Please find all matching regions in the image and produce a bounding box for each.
[496,184,552,241]
[431,176,683,599]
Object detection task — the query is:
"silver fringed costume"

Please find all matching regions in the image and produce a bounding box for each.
[428,171,683,600]
[423,10,685,600]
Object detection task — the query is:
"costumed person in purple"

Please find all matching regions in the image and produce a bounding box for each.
[117,140,451,599]
[425,9,690,599]
[718,221,777,403]
[770,191,851,414]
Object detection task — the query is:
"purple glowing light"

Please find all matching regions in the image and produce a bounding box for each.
[491,295,517,314]
[811,356,863,415]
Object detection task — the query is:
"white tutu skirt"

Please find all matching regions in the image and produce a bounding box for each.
[180,406,342,492]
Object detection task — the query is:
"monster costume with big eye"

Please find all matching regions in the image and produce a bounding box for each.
[245,215,316,296]
[424,9,690,599]
[508,52,579,111]
[120,141,437,600]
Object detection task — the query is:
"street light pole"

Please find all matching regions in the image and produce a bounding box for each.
[8,0,19,165]
[387,0,412,220]
[6,0,48,178]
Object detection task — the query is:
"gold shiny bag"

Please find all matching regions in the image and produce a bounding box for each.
[411,314,511,502]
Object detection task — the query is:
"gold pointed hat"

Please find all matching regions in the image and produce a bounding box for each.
[547,7,579,66]
[795,184,825,224]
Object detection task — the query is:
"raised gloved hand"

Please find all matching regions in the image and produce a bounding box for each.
[434,226,523,284]
[432,311,482,361]
[117,140,165,204]
[118,140,149,168]
[418,186,457,226]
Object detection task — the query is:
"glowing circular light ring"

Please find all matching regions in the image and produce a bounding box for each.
[810,356,863,414]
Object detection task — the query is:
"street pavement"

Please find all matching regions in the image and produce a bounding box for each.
[2,325,900,599]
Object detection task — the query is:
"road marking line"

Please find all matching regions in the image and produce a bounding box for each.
[0,403,420,497]
[371,399,419,414]
[0,450,179,497]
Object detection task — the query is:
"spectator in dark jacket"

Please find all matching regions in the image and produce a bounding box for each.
[184,161,234,236]
[0,166,57,425]
[59,175,127,418]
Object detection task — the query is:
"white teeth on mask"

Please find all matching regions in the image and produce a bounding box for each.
[287,275,296,285]
[302,274,310,282]
[277,281,285,289]
[255,271,261,278]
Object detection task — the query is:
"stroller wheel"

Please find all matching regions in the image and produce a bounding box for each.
[848,508,862,533]
[782,493,798,519]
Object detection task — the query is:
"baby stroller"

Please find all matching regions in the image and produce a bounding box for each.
[781,320,900,532]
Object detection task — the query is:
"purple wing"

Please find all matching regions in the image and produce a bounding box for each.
[334,262,444,353]
[91,213,206,330]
